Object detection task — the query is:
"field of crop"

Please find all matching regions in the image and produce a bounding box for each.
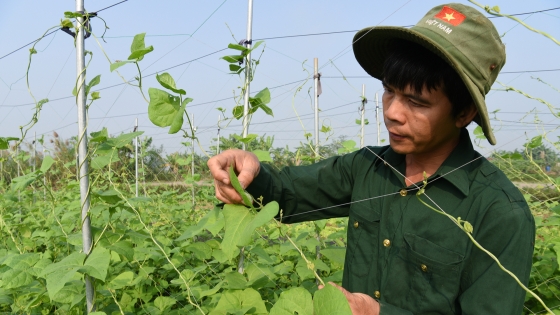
[1,1,560,314]
[1,136,560,314]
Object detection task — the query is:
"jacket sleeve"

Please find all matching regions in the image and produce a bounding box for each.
[458,196,535,314]
[246,151,361,224]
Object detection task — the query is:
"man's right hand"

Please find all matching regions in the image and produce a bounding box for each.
[207,149,260,204]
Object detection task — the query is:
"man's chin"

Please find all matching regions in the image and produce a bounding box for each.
[389,140,413,155]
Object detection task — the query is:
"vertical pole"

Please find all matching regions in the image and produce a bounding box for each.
[314,58,320,159]
[241,0,254,151]
[191,113,196,208]
[135,118,139,198]
[217,115,221,155]
[238,0,253,274]
[360,85,366,149]
[16,145,20,202]
[33,132,37,203]
[376,92,381,146]
[140,138,146,197]
[43,147,46,201]
[75,1,94,311]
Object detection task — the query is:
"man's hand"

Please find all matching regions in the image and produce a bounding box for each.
[207,149,260,204]
[318,282,380,315]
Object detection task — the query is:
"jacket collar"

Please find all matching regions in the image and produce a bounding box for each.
[378,128,476,197]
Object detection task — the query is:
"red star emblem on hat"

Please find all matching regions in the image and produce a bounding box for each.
[435,6,466,26]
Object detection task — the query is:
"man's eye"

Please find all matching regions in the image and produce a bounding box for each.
[409,100,422,107]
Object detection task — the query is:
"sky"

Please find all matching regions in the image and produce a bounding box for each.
[0,0,559,159]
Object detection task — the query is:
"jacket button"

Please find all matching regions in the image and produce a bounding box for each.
[383,239,391,247]
[400,189,407,196]
[421,264,428,272]
[374,291,381,298]
[353,221,359,228]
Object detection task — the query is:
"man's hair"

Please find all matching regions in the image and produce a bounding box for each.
[382,39,474,118]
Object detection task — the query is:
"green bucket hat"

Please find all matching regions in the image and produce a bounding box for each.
[353,3,505,145]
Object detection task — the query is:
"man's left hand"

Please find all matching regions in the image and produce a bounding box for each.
[318,282,380,315]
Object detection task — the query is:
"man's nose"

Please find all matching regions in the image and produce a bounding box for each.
[384,95,406,124]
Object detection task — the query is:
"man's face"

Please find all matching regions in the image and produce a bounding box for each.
[382,82,463,156]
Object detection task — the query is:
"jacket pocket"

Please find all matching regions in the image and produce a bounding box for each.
[346,205,381,281]
[400,233,464,313]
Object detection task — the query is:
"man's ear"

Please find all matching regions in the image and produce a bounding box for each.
[455,104,478,129]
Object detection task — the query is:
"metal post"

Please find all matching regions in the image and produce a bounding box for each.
[75,1,95,311]
[191,113,196,207]
[375,92,381,146]
[314,58,320,159]
[135,118,139,198]
[43,147,46,201]
[360,85,366,148]
[217,115,221,155]
[241,0,254,151]
[16,145,20,202]
[33,132,37,203]
[238,0,253,274]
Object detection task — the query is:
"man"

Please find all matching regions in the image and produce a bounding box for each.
[208,3,535,314]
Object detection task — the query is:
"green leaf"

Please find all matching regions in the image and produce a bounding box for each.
[107,131,144,148]
[0,137,18,149]
[224,271,248,289]
[85,75,101,96]
[252,150,272,162]
[221,55,244,63]
[320,248,346,266]
[108,240,134,261]
[148,88,181,127]
[527,135,543,149]
[128,46,154,61]
[168,98,192,134]
[40,155,55,173]
[473,126,486,139]
[110,60,133,72]
[82,247,110,281]
[131,33,146,52]
[243,201,278,240]
[228,43,249,51]
[210,288,267,315]
[11,172,39,191]
[2,269,35,289]
[94,189,123,204]
[229,64,243,73]
[228,164,253,206]
[185,242,213,260]
[90,128,109,143]
[61,18,74,28]
[221,204,254,260]
[156,73,186,95]
[233,105,244,119]
[109,271,134,289]
[253,88,271,105]
[91,91,100,100]
[250,41,263,52]
[176,206,225,241]
[91,153,119,170]
[177,156,192,166]
[64,11,83,18]
[269,287,313,315]
[313,284,352,315]
[154,296,176,312]
[42,252,86,300]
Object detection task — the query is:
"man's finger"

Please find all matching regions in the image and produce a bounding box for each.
[207,158,231,185]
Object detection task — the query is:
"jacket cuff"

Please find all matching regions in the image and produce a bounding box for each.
[379,301,414,315]
[246,163,270,202]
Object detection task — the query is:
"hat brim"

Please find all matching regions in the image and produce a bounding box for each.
[353,26,496,145]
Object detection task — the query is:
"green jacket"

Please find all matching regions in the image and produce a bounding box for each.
[247,131,535,314]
